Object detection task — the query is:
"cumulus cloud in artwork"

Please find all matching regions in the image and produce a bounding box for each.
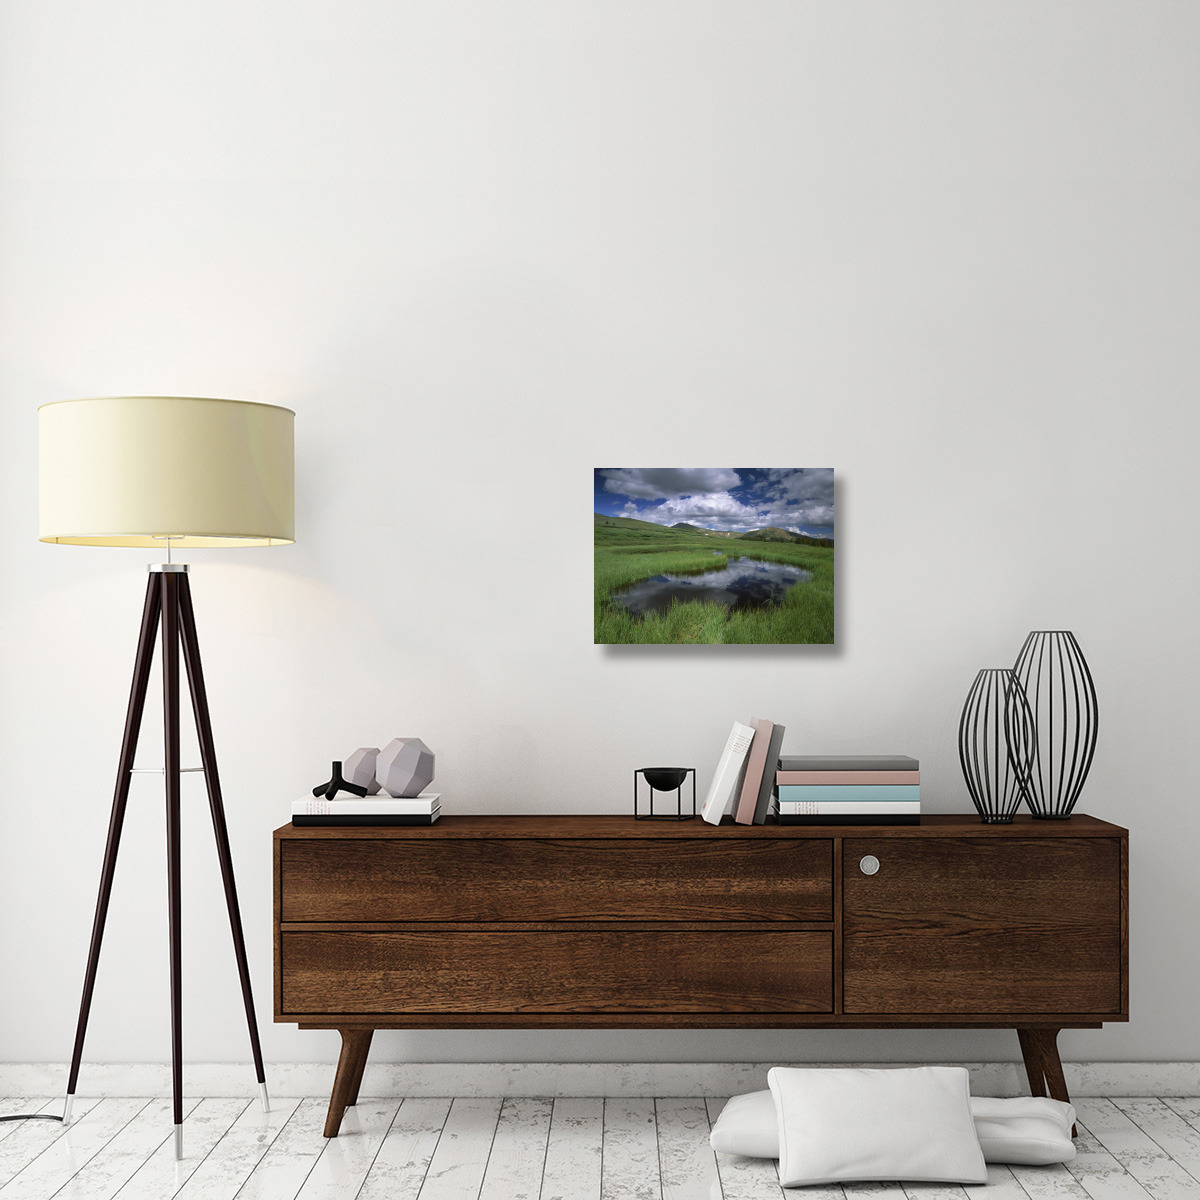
[594,468,834,538]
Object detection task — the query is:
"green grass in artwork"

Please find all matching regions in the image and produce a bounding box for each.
[594,515,834,645]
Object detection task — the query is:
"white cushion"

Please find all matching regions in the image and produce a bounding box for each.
[711,1087,1076,1167]
[971,1096,1076,1165]
[709,1090,780,1157]
[767,1067,987,1186]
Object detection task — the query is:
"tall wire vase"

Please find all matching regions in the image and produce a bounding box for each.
[1012,630,1098,819]
[958,668,1036,823]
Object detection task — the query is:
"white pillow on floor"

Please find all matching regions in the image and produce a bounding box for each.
[768,1066,987,1187]
[711,1087,1076,1166]
[972,1096,1077,1165]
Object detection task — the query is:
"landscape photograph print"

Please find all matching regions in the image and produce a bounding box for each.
[595,468,835,645]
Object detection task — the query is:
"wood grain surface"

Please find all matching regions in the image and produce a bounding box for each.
[279,836,833,923]
[842,836,1124,1015]
[279,928,833,1015]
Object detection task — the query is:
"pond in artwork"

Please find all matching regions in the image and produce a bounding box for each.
[610,556,812,617]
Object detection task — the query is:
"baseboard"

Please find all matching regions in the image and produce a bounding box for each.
[1,1061,1197,1098]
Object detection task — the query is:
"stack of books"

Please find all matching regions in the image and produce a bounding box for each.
[775,755,920,825]
[700,718,786,826]
[291,793,441,827]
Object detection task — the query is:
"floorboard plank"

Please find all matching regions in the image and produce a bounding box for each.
[109,1096,250,1200]
[477,1097,553,1200]
[0,1101,57,1147]
[899,1183,968,1200]
[603,1098,662,1200]
[171,1097,299,1200]
[966,1164,1030,1200]
[233,1097,331,1200]
[1009,1161,1095,1200]
[356,1097,451,1200]
[1065,1115,1157,1200]
[1117,1101,1200,1186]
[50,1098,199,1200]
[542,1097,603,1200]
[1074,1101,1200,1200]
[656,1098,721,1200]
[411,1096,502,1200]
[1162,1102,1200,1134]
[844,1184,907,1200]
[291,1099,400,1200]
[0,1097,146,1200]
[0,1098,100,1190]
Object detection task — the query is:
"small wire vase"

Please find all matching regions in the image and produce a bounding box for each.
[1012,630,1098,819]
[958,668,1036,824]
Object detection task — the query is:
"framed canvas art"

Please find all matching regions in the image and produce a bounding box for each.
[594,468,834,645]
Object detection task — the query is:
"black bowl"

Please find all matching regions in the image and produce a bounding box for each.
[641,767,690,792]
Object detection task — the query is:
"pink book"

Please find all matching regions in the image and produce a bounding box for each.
[734,719,775,824]
[775,770,920,786]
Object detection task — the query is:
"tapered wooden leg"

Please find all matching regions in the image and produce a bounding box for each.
[66,575,162,1116]
[177,574,268,1103]
[1017,1027,1076,1136]
[1017,1028,1048,1097]
[162,573,184,1158]
[324,1029,374,1137]
[345,1030,374,1107]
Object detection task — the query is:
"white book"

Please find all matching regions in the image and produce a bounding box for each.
[700,721,757,825]
[778,800,921,815]
[293,792,441,817]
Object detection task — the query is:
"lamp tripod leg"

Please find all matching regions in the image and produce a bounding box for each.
[177,574,269,1109]
[65,576,162,1123]
[162,573,184,1159]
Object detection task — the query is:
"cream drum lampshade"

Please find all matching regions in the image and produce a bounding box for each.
[39,396,294,547]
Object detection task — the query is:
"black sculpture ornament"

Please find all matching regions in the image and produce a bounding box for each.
[312,761,369,801]
[958,668,1036,824]
[1011,630,1099,819]
[633,767,696,819]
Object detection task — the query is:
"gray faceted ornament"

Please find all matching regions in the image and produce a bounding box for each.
[377,737,435,797]
[344,747,381,795]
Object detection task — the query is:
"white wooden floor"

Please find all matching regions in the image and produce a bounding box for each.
[2,1094,1200,1200]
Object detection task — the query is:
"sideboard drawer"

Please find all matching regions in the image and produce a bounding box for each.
[279,837,832,923]
[279,928,833,1015]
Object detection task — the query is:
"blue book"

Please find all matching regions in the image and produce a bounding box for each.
[776,784,920,804]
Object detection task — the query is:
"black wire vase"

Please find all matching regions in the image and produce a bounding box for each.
[958,668,1036,824]
[1012,630,1098,819]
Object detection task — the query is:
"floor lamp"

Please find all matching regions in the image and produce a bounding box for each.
[39,396,295,1160]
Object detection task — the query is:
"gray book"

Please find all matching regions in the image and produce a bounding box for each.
[752,724,787,824]
[778,755,919,772]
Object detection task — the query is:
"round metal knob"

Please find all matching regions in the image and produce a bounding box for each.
[859,855,880,876]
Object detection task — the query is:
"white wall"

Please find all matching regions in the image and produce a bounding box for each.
[1,1,1197,1072]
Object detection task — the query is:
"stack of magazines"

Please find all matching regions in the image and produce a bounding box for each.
[291,793,441,827]
[775,755,919,825]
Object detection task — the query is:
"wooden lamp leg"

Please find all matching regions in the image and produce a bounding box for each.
[64,575,162,1124]
[177,573,269,1114]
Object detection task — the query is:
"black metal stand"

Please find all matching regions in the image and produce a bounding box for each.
[633,768,697,819]
[64,565,268,1159]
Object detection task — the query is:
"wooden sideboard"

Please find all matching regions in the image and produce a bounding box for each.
[273,814,1128,1137]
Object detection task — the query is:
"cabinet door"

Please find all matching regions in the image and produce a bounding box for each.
[842,837,1123,1016]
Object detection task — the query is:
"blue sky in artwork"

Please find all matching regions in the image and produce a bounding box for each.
[594,468,834,538]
